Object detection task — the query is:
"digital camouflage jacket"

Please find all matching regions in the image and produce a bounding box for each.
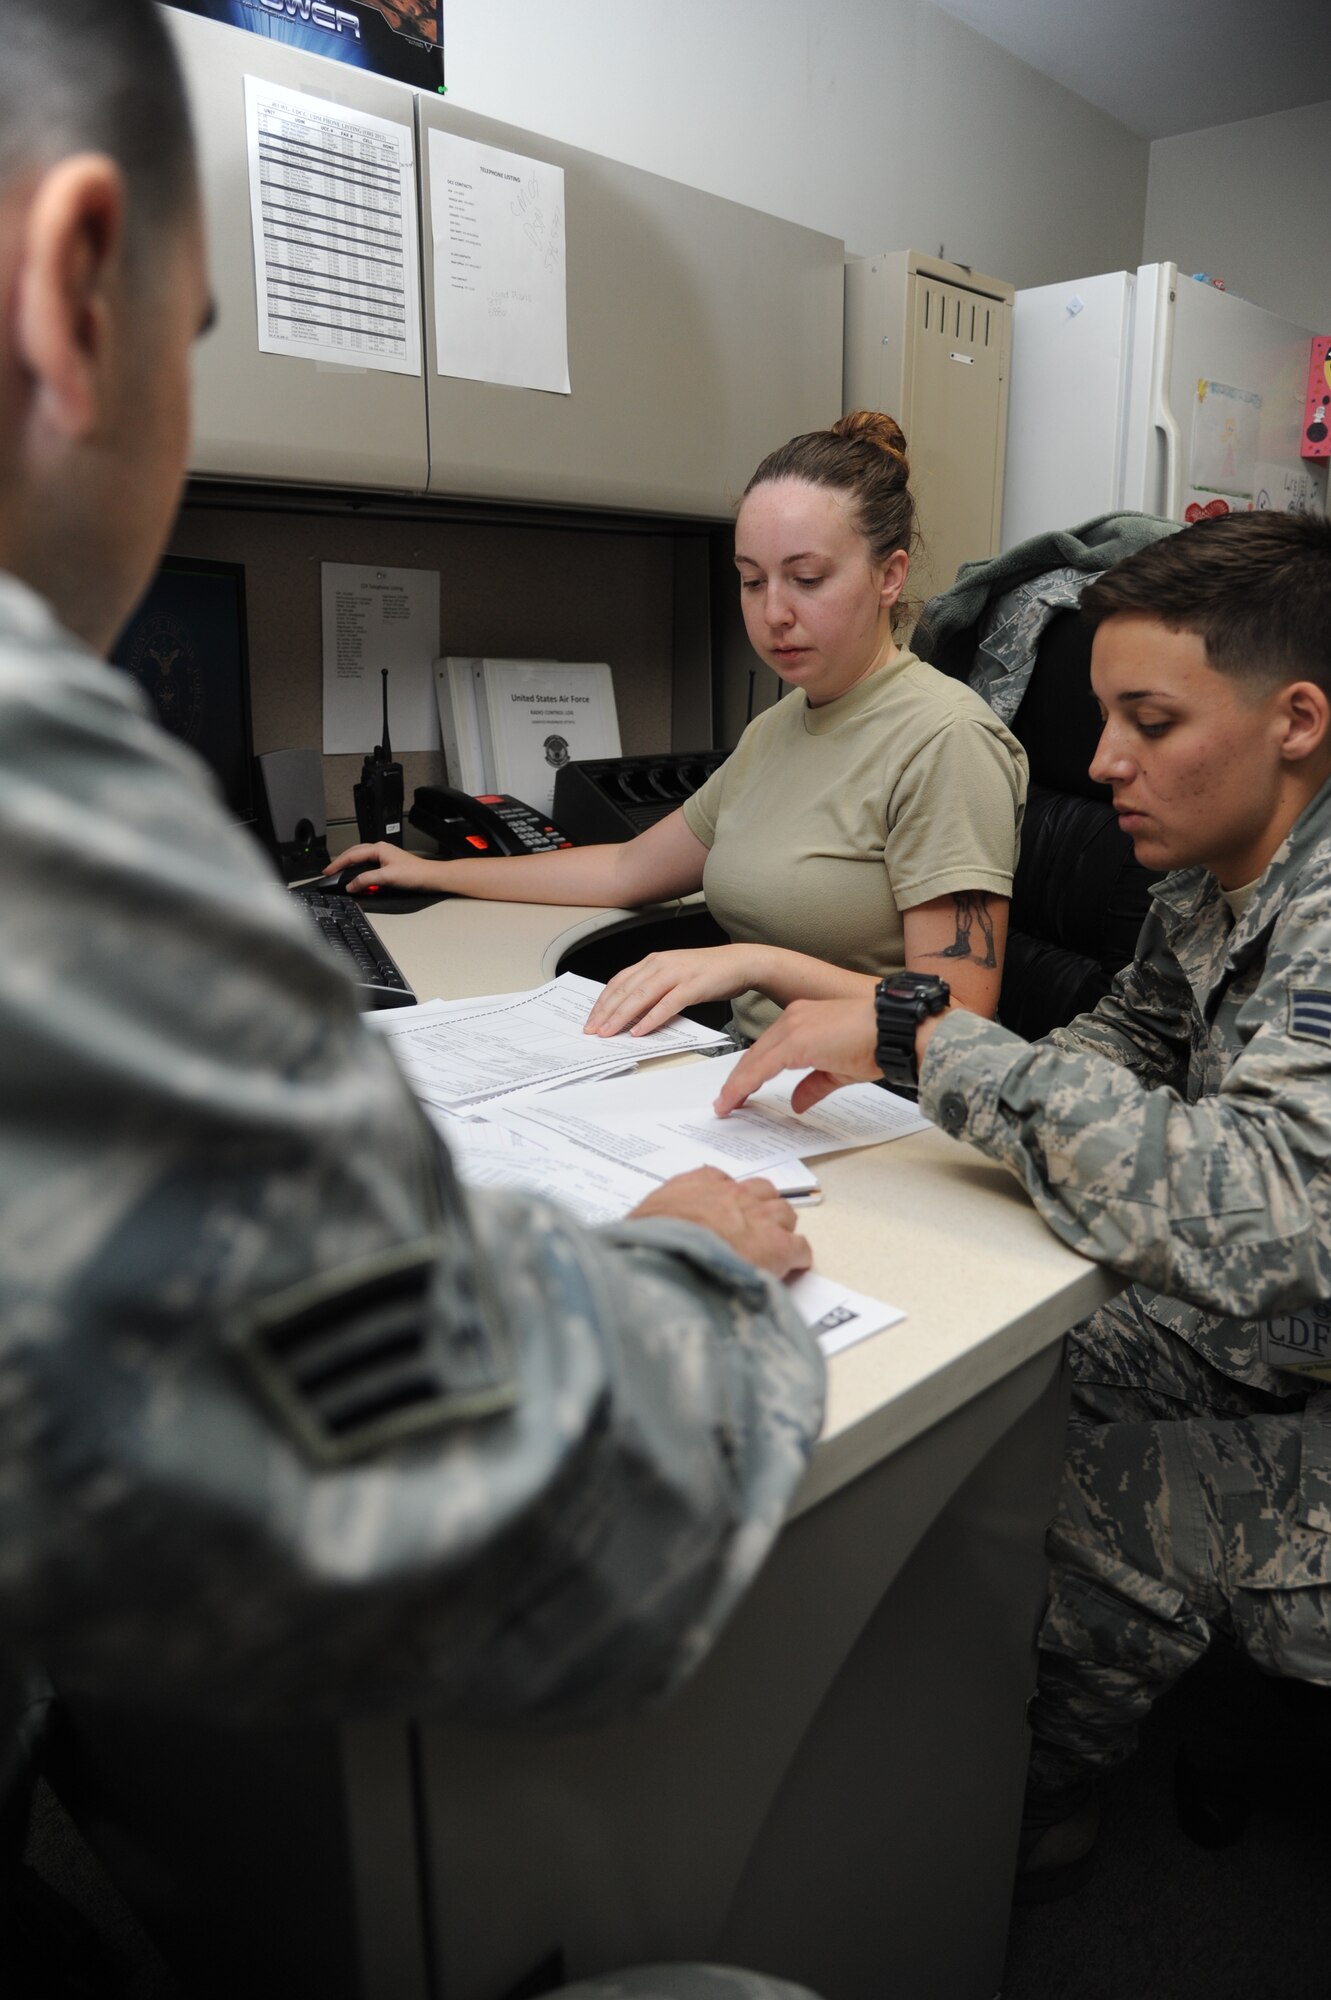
[921,776,1331,1560]
[0,575,824,1718]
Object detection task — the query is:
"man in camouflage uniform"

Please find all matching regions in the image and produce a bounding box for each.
[718,509,1331,1890]
[0,4,825,1992]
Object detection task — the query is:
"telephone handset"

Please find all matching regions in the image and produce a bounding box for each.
[408,786,574,860]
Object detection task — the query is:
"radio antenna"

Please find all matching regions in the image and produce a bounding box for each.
[379,668,392,761]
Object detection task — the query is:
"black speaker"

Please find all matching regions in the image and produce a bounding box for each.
[254,748,330,882]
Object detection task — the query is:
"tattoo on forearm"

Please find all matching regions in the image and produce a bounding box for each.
[926,892,997,969]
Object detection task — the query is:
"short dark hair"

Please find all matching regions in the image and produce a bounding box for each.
[1081,510,1331,695]
[0,0,196,254]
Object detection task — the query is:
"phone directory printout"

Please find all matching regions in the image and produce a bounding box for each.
[244,76,423,377]
[320,562,440,756]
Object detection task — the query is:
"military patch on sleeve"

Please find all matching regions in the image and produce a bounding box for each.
[230,1239,518,1464]
[1288,988,1331,1043]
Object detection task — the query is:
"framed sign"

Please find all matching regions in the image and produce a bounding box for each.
[110,556,258,830]
[162,0,445,93]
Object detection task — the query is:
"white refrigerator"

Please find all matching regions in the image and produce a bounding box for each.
[1000,261,1326,549]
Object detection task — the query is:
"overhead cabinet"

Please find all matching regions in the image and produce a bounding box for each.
[166,8,431,493]
[165,8,845,516]
[415,96,844,516]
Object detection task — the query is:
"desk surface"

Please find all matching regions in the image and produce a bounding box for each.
[371,895,1118,1516]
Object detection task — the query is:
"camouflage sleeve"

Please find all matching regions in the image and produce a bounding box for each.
[0,640,824,1719]
[1044,910,1193,1092]
[917,932,1331,1320]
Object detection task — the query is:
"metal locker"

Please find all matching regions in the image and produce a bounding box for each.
[844,251,1014,627]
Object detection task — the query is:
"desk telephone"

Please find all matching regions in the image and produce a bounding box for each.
[409,786,573,858]
[408,754,726,857]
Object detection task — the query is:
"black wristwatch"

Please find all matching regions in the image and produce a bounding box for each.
[874,972,951,1094]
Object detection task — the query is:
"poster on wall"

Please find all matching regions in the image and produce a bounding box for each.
[163,0,445,93]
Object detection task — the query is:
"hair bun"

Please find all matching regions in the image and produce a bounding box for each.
[832,409,910,476]
[834,408,910,467]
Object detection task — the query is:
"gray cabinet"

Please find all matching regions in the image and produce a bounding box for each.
[416,96,844,517]
[165,8,431,492]
[164,9,844,514]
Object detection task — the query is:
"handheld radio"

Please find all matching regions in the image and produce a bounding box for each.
[353,668,404,845]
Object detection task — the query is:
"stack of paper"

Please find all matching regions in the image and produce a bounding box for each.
[368,972,917,1359]
[367,972,728,1111]
[436,657,620,815]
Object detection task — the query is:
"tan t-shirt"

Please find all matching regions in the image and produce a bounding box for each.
[682,650,1028,1039]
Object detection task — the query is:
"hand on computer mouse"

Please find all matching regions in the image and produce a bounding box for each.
[322,842,447,893]
[317,843,456,909]
[319,859,378,893]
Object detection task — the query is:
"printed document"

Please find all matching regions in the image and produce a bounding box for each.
[431,1112,899,1350]
[244,77,422,376]
[367,974,728,1110]
[424,1108,663,1227]
[382,1003,906,1354]
[429,1105,816,1225]
[487,1047,928,1181]
[321,562,440,754]
[428,128,569,393]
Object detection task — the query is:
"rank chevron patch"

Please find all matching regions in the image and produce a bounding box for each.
[1289,988,1331,1042]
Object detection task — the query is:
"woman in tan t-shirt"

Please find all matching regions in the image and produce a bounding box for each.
[326,413,1027,1039]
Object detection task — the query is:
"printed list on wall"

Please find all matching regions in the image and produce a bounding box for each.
[427,128,570,395]
[244,76,422,377]
[321,563,441,755]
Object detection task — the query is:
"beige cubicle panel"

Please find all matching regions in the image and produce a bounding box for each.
[166,9,430,492]
[416,96,845,518]
[844,251,1014,618]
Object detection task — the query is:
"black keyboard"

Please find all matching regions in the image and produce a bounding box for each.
[290,884,416,1009]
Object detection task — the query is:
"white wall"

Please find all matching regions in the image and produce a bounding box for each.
[443,0,1149,290]
[1145,102,1331,330]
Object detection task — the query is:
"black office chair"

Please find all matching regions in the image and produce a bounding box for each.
[923,603,1161,1040]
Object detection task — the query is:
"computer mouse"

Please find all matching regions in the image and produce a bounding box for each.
[319,861,378,894]
[313,864,453,914]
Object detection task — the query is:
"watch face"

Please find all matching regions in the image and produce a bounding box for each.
[875,972,947,1090]
[883,973,946,999]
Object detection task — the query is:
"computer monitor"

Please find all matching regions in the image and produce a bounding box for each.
[110,555,257,830]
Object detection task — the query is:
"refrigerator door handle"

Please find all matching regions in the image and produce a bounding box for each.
[1145,269,1182,518]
